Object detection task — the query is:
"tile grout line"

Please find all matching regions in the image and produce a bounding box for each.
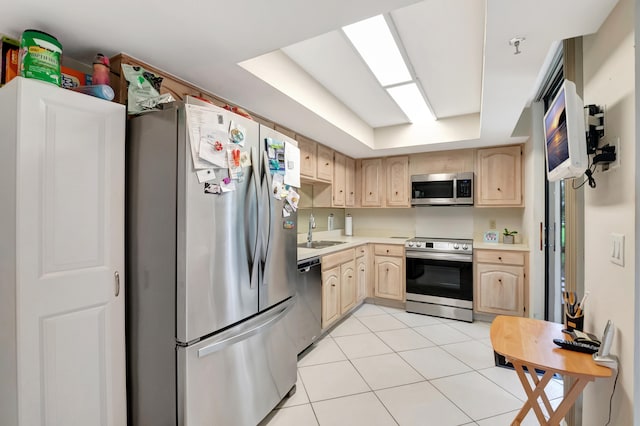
[328,320,401,425]
[276,303,557,425]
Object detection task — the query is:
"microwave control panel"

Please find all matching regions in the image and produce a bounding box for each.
[456,179,473,198]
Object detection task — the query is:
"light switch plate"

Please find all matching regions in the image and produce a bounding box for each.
[610,233,624,266]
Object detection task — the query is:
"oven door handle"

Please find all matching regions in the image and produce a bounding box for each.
[405,251,472,263]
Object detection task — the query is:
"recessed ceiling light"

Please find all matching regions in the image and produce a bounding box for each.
[387,83,435,123]
[343,15,412,87]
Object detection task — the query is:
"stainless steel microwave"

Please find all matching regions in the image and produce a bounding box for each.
[411,172,474,206]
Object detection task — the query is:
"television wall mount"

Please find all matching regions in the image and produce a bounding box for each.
[585,104,605,154]
[584,104,616,171]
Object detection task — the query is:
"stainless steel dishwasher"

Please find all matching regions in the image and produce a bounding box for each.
[287,257,322,355]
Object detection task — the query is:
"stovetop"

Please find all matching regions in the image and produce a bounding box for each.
[405,237,473,253]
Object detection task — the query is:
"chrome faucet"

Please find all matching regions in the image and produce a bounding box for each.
[307,213,315,245]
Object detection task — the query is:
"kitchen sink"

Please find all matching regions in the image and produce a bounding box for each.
[297,240,347,249]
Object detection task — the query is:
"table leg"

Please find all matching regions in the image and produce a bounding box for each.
[510,361,554,425]
[530,369,554,415]
[547,377,590,425]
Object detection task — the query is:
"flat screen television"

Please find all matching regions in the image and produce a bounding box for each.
[543,80,588,181]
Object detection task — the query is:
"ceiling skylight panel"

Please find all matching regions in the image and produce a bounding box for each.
[387,83,435,122]
[343,14,412,87]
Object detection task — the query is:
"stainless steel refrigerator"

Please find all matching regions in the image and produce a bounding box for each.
[126,98,298,426]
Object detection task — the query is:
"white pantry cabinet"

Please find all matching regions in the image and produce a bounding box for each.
[0,78,126,425]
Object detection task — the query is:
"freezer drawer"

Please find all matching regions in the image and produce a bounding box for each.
[177,298,296,426]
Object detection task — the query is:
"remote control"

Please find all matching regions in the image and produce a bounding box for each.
[553,338,599,354]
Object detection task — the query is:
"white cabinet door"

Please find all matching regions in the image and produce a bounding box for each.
[7,79,126,425]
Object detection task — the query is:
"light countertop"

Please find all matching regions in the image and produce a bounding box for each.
[298,233,530,260]
[473,242,529,251]
[297,232,409,261]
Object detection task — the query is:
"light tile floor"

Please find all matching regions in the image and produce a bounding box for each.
[261,303,564,426]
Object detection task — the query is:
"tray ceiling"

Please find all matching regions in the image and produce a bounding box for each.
[0,0,620,157]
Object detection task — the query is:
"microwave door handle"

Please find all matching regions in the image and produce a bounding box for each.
[452,178,457,200]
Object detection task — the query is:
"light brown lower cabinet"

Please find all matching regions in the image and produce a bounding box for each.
[474,249,528,316]
[321,266,340,329]
[373,244,405,301]
[356,245,369,302]
[321,248,356,329]
[340,260,357,314]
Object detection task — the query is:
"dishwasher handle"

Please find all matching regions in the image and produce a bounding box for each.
[297,257,321,273]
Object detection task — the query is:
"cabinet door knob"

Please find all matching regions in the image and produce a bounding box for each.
[348,275,353,279]
[369,192,373,195]
[305,155,310,160]
[331,284,336,287]
[340,190,343,193]
[395,191,398,195]
[325,162,330,166]
[386,249,389,253]
[497,187,502,191]
[498,256,502,260]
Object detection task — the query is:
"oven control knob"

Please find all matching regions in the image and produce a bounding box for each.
[453,243,459,250]
[408,242,414,247]
[462,244,468,250]
[415,242,423,248]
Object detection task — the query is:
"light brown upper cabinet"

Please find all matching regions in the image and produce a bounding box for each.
[476,145,523,207]
[316,145,334,182]
[345,157,356,207]
[409,149,475,175]
[385,156,410,207]
[298,136,317,179]
[361,158,384,207]
[333,152,346,207]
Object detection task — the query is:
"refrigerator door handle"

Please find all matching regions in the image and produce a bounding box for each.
[197,298,293,358]
[261,151,273,263]
[248,147,260,288]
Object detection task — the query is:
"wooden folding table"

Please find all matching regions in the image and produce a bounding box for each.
[490,316,612,426]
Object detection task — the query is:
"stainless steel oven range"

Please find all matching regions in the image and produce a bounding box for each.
[405,237,473,322]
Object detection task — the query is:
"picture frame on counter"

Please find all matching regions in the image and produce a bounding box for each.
[483,230,499,243]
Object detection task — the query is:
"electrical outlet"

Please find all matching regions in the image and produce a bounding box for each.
[489,219,496,229]
[610,233,624,266]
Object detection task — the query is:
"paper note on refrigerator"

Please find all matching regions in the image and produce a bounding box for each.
[196,169,216,183]
[286,188,300,211]
[198,129,229,167]
[185,104,227,170]
[284,141,300,188]
[271,174,286,200]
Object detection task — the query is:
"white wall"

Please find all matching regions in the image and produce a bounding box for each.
[582,0,635,423]
[471,208,524,244]
[333,206,524,242]
[344,208,416,237]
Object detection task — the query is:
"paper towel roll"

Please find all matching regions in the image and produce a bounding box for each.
[345,215,353,236]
